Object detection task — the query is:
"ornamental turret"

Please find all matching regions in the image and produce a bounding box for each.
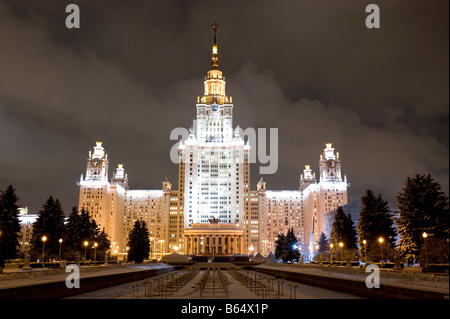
[319,143,342,182]
[84,141,109,182]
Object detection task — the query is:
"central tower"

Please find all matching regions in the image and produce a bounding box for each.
[180,23,248,255]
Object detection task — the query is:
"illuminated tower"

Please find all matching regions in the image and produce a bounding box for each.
[83,141,109,182]
[181,23,248,254]
[314,143,349,245]
[300,165,317,191]
[78,141,110,236]
[319,143,343,182]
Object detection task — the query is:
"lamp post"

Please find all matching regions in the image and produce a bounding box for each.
[263,240,268,255]
[84,241,89,261]
[41,236,47,266]
[362,239,367,265]
[149,237,154,259]
[58,239,63,261]
[422,232,428,269]
[339,242,344,262]
[159,240,165,260]
[378,237,384,265]
[248,245,254,259]
[94,242,98,263]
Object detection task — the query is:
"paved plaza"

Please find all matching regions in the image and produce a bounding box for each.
[1,262,448,299]
[66,266,361,299]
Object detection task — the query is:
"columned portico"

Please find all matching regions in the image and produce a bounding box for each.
[184,222,244,255]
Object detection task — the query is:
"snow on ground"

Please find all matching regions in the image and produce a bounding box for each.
[1,262,448,298]
[0,263,171,289]
[66,269,362,299]
[254,263,449,292]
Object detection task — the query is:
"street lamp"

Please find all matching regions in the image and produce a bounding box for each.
[248,245,254,258]
[159,240,165,260]
[149,237,154,259]
[125,246,129,263]
[41,236,47,266]
[378,237,384,264]
[94,242,98,263]
[58,239,63,261]
[262,240,268,255]
[362,239,367,265]
[422,232,428,269]
[339,242,344,262]
[84,241,89,261]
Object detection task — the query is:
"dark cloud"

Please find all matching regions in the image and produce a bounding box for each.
[0,0,448,214]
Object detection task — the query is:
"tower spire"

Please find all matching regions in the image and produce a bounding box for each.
[210,21,220,69]
[200,22,229,105]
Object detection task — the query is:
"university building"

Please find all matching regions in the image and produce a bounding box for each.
[77,24,349,260]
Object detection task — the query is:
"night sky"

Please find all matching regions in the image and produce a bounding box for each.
[0,0,448,214]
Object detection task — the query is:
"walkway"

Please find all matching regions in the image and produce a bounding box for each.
[67,265,360,299]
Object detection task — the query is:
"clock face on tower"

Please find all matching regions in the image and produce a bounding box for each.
[91,158,101,167]
[326,159,336,168]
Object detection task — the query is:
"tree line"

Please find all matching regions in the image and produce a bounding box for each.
[0,186,151,266]
[315,174,449,265]
[1,173,448,266]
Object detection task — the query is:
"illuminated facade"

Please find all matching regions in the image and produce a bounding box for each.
[179,23,247,255]
[247,143,348,258]
[77,24,348,260]
[18,207,38,253]
[78,144,180,256]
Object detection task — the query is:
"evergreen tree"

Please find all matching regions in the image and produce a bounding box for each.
[274,232,287,261]
[64,207,110,261]
[127,219,150,263]
[357,190,378,247]
[357,190,397,262]
[375,194,397,247]
[30,196,66,261]
[0,185,21,267]
[330,206,358,260]
[396,174,449,262]
[95,228,111,261]
[274,229,300,263]
[330,206,358,250]
[317,232,329,254]
[65,207,101,260]
[285,228,300,262]
[65,207,81,258]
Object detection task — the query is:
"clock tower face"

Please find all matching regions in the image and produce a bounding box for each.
[91,158,101,167]
[326,159,336,169]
